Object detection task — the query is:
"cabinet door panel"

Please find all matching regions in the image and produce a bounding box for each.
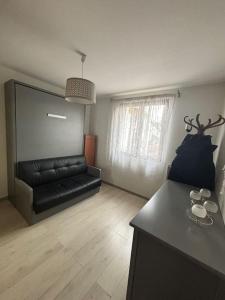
[131,232,219,300]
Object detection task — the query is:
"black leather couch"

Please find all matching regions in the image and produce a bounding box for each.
[14,155,101,224]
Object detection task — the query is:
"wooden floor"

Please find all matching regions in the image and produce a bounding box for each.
[0,184,146,300]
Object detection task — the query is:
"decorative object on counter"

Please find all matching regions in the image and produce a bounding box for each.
[190,190,201,202]
[168,114,225,190]
[200,188,211,198]
[190,188,212,204]
[187,208,214,226]
[187,187,218,226]
[191,204,207,218]
[203,201,218,214]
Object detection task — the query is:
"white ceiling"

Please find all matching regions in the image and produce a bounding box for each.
[0,0,225,95]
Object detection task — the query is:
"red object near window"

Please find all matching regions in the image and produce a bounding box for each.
[84,135,96,166]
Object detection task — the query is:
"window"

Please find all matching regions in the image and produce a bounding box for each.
[108,95,174,171]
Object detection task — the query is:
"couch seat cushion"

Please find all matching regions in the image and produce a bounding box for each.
[33,174,101,213]
[71,174,101,188]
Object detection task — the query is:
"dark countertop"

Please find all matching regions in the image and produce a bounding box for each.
[130,180,225,279]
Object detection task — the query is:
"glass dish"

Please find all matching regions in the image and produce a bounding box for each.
[187,208,213,226]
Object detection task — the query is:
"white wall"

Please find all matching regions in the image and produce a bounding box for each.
[0,65,65,199]
[90,83,225,198]
[166,83,225,163]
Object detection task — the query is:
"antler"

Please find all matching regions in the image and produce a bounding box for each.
[184,114,225,135]
[196,114,201,128]
[184,116,199,130]
[204,114,225,130]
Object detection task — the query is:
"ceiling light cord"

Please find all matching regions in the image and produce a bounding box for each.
[82,61,83,78]
[81,54,86,79]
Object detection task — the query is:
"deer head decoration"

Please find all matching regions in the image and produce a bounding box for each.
[184,114,225,135]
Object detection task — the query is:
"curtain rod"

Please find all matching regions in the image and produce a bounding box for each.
[111,89,181,101]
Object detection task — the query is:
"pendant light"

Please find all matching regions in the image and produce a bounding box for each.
[65,52,96,104]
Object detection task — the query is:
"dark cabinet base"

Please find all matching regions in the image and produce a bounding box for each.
[127,230,225,300]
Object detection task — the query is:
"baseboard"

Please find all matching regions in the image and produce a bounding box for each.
[102,180,148,200]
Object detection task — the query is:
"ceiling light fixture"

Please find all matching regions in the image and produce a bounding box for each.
[65,52,96,104]
[47,113,67,119]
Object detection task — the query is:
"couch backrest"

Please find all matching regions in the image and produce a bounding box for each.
[17,155,87,187]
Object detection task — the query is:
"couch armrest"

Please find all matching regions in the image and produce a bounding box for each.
[87,166,102,178]
[15,178,33,224]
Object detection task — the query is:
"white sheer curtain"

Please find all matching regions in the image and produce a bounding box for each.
[108,95,174,183]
